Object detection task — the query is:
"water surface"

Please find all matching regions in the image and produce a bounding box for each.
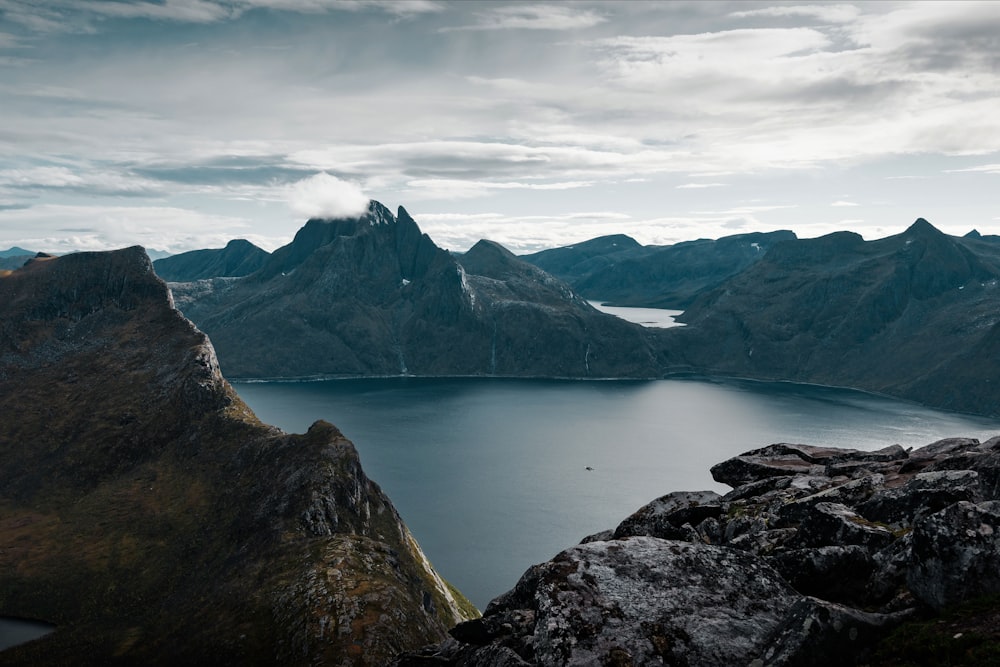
[236,376,1000,609]
[0,618,54,652]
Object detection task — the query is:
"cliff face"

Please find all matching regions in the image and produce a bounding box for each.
[399,436,1000,666]
[665,219,1000,417]
[0,248,476,666]
[170,201,661,379]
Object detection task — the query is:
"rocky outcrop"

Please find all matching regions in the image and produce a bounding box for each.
[665,219,1000,418]
[170,201,661,379]
[152,238,270,281]
[521,230,796,308]
[0,248,476,666]
[398,435,1000,665]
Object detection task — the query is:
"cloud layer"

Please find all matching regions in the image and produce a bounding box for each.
[0,1,998,253]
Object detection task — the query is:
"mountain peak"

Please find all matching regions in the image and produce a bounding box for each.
[904,217,942,237]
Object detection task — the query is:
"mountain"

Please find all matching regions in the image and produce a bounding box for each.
[169,201,661,380]
[522,230,796,308]
[152,239,270,281]
[0,247,33,258]
[0,248,476,665]
[665,219,1000,416]
[398,435,1000,665]
[0,248,36,271]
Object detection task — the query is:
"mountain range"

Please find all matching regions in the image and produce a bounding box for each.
[664,219,1000,416]
[521,229,796,308]
[159,205,1000,419]
[169,201,661,380]
[152,239,269,281]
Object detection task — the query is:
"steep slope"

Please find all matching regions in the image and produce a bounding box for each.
[0,248,475,666]
[170,201,661,379]
[522,230,796,308]
[152,238,270,281]
[666,219,1000,416]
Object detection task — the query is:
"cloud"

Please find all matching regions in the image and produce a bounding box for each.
[403,178,594,200]
[945,164,1000,174]
[730,4,862,24]
[677,183,726,189]
[442,4,606,32]
[287,172,369,219]
[0,203,264,253]
[831,200,859,206]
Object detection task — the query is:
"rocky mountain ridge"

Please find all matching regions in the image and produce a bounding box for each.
[0,247,476,666]
[665,218,1000,417]
[169,201,661,380]
[521,230,797,308]
[398,435,1000,666]
[152,238,270,281]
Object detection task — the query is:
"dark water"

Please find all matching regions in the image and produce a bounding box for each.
[235,376,1000,609]
[0,618,54,651]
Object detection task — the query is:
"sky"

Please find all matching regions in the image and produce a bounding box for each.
[1,0,999,256]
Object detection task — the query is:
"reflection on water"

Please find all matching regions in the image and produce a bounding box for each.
[236,376,1000,609]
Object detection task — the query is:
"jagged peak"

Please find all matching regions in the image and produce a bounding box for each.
[367,199,395,226]
[965,229,982,239]
[903,217,943,237]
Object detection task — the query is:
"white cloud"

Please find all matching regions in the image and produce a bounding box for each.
[287,172,369,219]
[677,183,726,189]
[404,178,594,200]
[945,164,1000,174]
[831,200,859,206]
[0,203,262,253]
[443,4,605,32]
[730,4,862,24]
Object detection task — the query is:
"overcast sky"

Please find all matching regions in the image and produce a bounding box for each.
[1,0,998,255]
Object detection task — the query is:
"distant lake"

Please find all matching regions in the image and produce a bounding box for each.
[235,376,1000,610]
[588,301,685,327]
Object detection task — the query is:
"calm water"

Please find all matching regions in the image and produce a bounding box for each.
[0,618,54,651]
[588,301,685,327]
[236,376,1000,609]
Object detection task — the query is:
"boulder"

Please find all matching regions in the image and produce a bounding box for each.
[908,500,1000,610]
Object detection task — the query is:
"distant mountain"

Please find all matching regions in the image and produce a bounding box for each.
[0,247,475,665]
[0,247,36,271]
[664,219,1000,416]
[0,246,33,258]
[522,230,797,308]
[153,238,269,281]
[170,201,661,379]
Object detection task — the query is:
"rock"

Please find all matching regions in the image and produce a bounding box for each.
[444,537,801,666]
[791,502,895,551]
[857,469,982,527]
[613,490,722,540]
[757,597,915,666]
[769,546,875,606]
[908,500,1000,611]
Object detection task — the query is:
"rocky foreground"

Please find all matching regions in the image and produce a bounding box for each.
[398,437,1000,665]
[0,249,477,666]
